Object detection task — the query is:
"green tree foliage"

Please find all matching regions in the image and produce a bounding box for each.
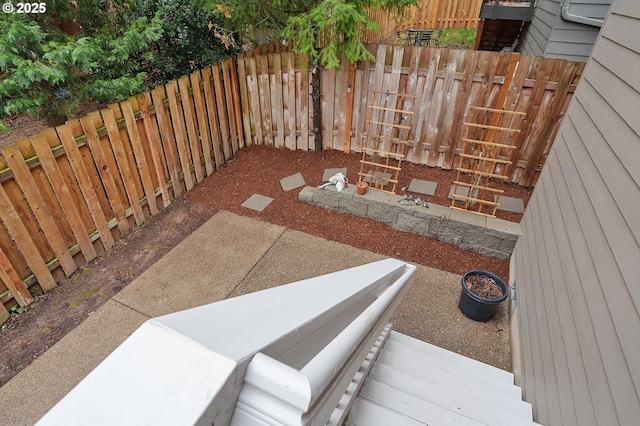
[211,0,416,69]
[210,0,416,151]
[135,0,238,86]
[0,10,162,127]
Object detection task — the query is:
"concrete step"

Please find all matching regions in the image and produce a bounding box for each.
[346,331,540,426]
[387,331,514,383]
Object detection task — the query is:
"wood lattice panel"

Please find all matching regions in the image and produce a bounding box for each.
[451,106,526,217]
[358,91,418,194]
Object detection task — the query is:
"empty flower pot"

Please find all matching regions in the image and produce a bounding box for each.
[356,181,368,195]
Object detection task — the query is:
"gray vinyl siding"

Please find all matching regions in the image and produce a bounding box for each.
[512,0,640,424]
[519,0,559,57]
[519,0,610,61]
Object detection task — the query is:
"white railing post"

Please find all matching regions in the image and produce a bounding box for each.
[232,262,416,425]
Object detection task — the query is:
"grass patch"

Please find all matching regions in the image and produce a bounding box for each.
[440,28,478,49]
[68,287,101,308]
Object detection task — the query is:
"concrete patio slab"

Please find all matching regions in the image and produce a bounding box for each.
[0,210,511,425]
[0,300,148,425]
[496,195,525,213]
[322,167,347,182]
[280,172,306,191]
[113,211,286,318]
[407,179,437,196]
[241,193,274,212]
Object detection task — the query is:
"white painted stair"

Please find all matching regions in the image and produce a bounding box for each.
[346,331,540,426]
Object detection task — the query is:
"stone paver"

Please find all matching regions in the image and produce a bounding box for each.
[241,193,274,212]
[496,195,525,213]
[280,172,306,191]
[407,178,438,196]
[322,168,347,182]
[448,184,470,200]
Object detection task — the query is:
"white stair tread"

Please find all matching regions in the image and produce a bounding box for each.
[378,343,522,399]
[388,331,514,383]
[356,377,486,425]
[346,397,426,426]
[368,362,535,423]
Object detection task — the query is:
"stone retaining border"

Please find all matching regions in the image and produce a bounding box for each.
[298,185,520,259]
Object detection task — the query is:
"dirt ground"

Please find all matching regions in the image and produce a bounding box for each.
[0,144,532,387]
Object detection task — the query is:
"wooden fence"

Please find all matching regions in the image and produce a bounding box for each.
[0,44,584,319]
[0,58,242,321]
[237,44,584,187]
[364,0,483,43]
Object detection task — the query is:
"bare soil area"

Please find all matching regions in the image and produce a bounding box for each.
[0,144,531,387]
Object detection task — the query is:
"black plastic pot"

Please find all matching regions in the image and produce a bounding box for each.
[459,270,508,322]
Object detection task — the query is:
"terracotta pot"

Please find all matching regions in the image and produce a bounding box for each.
[356,181,368,195]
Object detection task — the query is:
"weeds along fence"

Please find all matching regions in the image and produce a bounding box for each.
[0,59,242,321]
[0,44,583,319]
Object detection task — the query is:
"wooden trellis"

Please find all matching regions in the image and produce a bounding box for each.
[358,91,418,194]
[451,106,526,217]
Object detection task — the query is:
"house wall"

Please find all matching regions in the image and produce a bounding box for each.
[511,0,640,425]
[520,0,610,61]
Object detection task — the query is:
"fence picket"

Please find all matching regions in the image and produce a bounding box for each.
[31,132,97,262]
[136,94,172,208]
[177,76,205,184]
[0,184,56,291]
[189,71,215,176]
[0,245,32,307]
[151,87,183,198]
[223,59,241,154]
[57,124,116,251]
[270,54,286,149]
[101,109,146,226]
[213,64,233,157]
[80,114,131,236]
[165,81,195,191]
[201,66,224,167]
[120,100,160,215]
[2,145,77,276]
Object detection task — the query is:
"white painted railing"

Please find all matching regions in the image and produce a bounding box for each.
[36,259,416,426]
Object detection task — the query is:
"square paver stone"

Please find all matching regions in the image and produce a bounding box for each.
[322,168,347,182]
[495,195,525,213]
[364,170,392,185]
[280,172,306,191]
[448,184,470,199]
[407,179,437,196]
[241,194,274,212]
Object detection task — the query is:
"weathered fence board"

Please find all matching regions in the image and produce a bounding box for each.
[237,44,581,188]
